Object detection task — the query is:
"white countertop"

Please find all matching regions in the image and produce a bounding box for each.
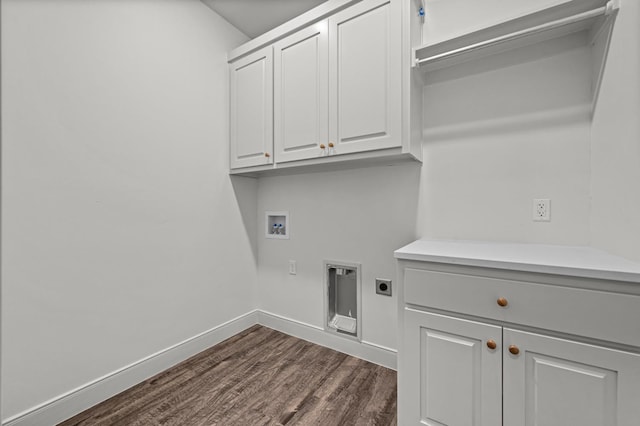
[394,239,640,283]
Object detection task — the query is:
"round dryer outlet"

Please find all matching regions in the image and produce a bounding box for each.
[375,279,392,296]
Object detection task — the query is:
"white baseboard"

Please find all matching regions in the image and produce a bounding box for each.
[3,310,259,426]
[257,310,397,370]
[4,309,397,426]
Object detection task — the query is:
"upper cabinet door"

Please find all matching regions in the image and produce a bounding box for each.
[274,22,329,163]
[329,0,402,156]
[503,328,640,426]
[230,46,273,169]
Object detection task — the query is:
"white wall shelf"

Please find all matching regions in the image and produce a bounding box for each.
[413,0,620,113]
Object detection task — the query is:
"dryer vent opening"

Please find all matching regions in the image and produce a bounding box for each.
[325,261,361,341]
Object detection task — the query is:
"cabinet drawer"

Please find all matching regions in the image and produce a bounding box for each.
[404,268,640,347]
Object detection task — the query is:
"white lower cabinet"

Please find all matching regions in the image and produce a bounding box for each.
[403,308,640,426]
[503,328,640,426]
[398,263,640,426]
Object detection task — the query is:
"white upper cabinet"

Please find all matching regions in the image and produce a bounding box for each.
[228,0,421,175]
[329,0,402,155]
[273,22,328,163]
[230,46,273,169]
[274,0,404,164]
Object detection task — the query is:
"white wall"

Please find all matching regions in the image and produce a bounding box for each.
[418,34,593,244]
[1,0,255,420]
[256,165,420,351]
[590,1,640,262]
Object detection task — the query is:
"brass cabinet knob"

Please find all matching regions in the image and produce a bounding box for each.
[264,152,270,158]
[497,297,508,307]
[328,142,334,148]
[319,144,326,149]
[486,339,497,350]
[508,345,520,355]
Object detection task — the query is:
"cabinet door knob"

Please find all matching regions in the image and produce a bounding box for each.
[486,339,497,350]
[319,144,326,149]
[328,142,334,148]
[264,152,270,158]
[497,297,508,307]
[508,345,520,355]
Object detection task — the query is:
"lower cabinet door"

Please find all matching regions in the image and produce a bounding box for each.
[401,308,502,426]
[503,328,640,426]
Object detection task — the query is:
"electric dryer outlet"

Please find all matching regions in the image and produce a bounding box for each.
[376,279,392,296]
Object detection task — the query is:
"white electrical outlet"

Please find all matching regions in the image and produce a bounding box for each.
[533,199,551,221]
[289,260,297,275]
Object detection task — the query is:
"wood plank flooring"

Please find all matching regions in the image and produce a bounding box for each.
[59,325,397,426]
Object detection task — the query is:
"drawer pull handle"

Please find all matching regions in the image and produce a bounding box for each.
[264,152,271,158]
[319,144,326,149]
[486,339,497,350]
[328,142,335,148]
[497,297,508,307]
[508,345,520,355]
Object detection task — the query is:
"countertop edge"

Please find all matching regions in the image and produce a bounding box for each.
[394,245,640,284]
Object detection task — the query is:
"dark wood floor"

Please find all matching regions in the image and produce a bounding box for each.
[59,325,397,426]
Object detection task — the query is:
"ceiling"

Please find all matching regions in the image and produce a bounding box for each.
[201,0,327,39]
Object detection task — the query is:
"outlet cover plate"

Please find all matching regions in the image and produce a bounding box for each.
[533,199,551,222]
